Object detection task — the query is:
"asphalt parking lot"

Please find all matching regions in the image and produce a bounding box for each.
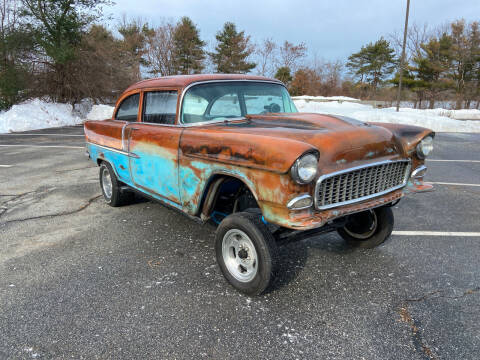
[1,126,479,359]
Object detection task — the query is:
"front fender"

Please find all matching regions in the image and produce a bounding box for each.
[370,122,434,157]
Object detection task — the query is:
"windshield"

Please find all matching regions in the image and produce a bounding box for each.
[181,81,298,124]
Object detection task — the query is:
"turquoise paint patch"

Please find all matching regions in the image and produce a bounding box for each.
[87,144,132,185]
[129,148,180,202]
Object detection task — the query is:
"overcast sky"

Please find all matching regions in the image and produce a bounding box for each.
[106,0,479,61]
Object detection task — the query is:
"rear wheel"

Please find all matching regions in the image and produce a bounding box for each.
[215,212,279,296]
[99,162,134,207]
[337,207,394,248]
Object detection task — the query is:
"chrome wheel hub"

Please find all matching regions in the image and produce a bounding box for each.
[222,229,258,282]
[101,167,113,199]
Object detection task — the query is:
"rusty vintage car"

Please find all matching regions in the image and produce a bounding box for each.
[84,74,434,295]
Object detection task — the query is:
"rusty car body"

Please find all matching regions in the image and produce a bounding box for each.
[84,74,434,295]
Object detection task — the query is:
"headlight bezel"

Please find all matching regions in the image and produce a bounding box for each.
[291,152,319,184]
[416,136,434,159]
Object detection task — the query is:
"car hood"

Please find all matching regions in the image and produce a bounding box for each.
[180,113,424,174]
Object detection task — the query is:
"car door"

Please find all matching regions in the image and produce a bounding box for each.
[127,90,183,206]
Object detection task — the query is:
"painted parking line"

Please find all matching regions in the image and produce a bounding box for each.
[427,181,480,187]
[0,133,84,137]
[393,231,480,237]
[0,165,13,168]
[427,159,480,163]
[0,144,84,149]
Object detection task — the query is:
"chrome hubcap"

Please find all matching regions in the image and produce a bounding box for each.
[101,167,113,199]
[222,229,258,282]
[344,210,378,239]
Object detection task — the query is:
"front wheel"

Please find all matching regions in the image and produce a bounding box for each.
[337,207,394,248]
[215,212,279,296]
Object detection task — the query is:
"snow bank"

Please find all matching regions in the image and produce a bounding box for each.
[293,98,480,133]
[292,95,360,102]
[86,104,114,120]
[1,96,479,134]
[0,99,83,134]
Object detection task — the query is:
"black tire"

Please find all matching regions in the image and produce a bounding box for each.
[99,162,134,207]
[337,207,394,248]
[215,212,279,296]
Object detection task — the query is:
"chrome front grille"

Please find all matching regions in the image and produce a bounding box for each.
[315,160,410,210]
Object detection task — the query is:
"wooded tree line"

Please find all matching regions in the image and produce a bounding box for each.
[291,20,480,109]
[0,0,478,110]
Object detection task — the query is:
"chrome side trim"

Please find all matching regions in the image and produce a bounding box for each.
[86,141,139,158]
[287,194,313,210]
[87,142,128,156]
[314,159,411,211]
[178,80,286,127]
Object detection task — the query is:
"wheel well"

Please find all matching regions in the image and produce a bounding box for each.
[199,175,259,222]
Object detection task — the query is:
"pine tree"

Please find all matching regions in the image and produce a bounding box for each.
[274,66,292,85]
[20,0,108,102]
[172,17,205,74]
[210,22,255,74]
[412,34,453,108]
[450,20,480,109]
[346,37,396,95]
[118,18,154,81]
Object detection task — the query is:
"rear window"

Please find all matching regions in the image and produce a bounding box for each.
[115,94,140,121]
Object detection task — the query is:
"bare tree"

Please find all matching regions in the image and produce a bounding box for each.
[145,20,176,76]
[278,40,307,73]
[390,22,430,61]
[255,38,276,77]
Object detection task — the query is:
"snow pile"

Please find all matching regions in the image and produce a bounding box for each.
[396,107,480,120]
[0,99,83,134]
[86,104,114,120]
[293,98,480,133]
[1,96,479,134]
[292,95,360,102]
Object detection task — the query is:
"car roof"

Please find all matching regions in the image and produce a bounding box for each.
[124,74,283,92]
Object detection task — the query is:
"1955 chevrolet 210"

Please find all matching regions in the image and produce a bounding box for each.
[84,74,434,295]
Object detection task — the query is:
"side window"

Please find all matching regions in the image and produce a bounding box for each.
[210,93,241,117]
[115,93,140,121]
[143,91,178,124]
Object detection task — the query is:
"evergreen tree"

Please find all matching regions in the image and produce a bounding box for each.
[346,37,396,95]
[20,0,108,102]
[118,17,154,81]
[173,17,205,74]
[274,66,292,85]
[0,1,33,109]
[450,20,480,109]
[412,34,453,108]
[210,22,255,73]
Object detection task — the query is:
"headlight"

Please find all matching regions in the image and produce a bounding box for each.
[291,153,318,184]
[416,136,434,159]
